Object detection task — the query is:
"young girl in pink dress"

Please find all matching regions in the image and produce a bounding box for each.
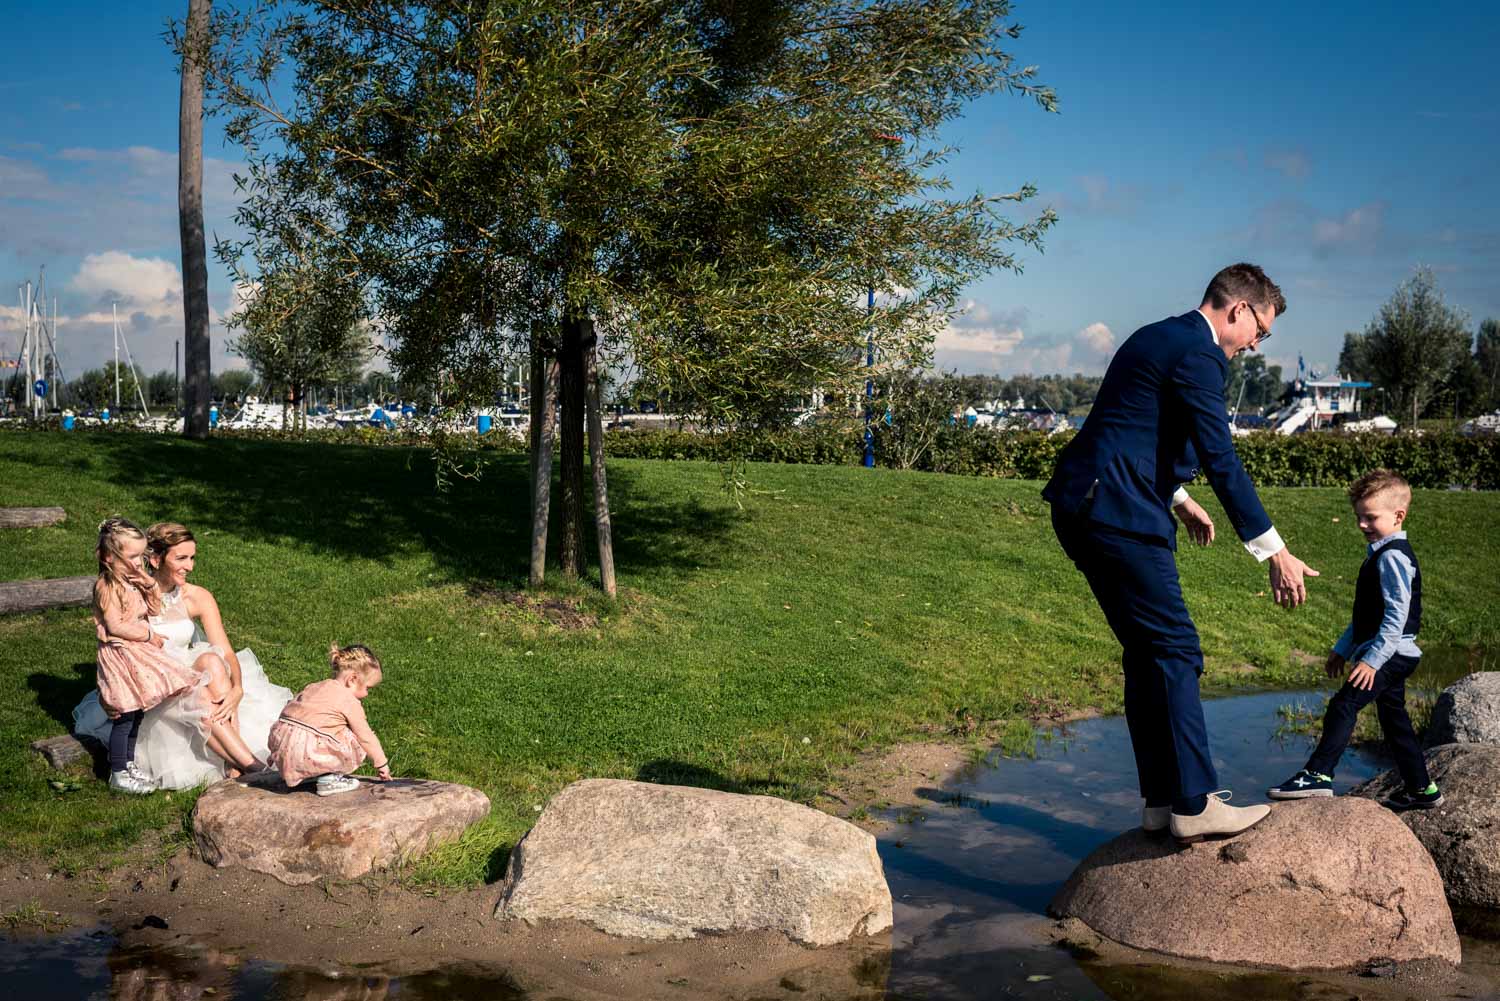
[92,518,206,794]
[268,644,392,796]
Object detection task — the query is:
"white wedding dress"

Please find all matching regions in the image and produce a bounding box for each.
[73,587,293,789]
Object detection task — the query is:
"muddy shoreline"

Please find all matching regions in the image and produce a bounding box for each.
[6,708,1498,1001]
[0,733,983,997]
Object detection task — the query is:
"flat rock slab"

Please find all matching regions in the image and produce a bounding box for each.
[1050,798,1459,969]
[494,778,892,946]
[1354,743,1500,909]
[192,772,490,886]
[1427,673,1500,746]
[0,506,66,528]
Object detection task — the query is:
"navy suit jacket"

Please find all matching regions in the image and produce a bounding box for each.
[1042,310,1272,549]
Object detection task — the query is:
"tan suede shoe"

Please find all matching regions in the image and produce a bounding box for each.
[1142,805,1171,835]
[1169,792,1271,844]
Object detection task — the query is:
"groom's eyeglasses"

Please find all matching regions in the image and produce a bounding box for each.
[1245,302,1271,344]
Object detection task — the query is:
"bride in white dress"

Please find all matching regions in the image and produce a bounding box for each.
[73,522,292,789]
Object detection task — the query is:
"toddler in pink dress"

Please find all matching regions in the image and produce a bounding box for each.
[93,517,206,794]
[268,644,392,796]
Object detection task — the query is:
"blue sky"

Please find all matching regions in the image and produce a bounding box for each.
[2,0,1498,381]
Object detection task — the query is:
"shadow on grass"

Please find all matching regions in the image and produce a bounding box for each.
[634,758,786,795]
[27,662,97,730]
[68,435,740,585]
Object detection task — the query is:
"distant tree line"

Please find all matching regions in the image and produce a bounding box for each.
[4,363,401,414]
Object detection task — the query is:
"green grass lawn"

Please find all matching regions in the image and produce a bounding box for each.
[2,430,1497,885]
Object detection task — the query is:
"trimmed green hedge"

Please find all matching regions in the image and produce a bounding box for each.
[6,418,1496,487]
[603,425,1500,489]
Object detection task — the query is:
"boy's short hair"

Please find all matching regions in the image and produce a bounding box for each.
[1348,468,1412,509]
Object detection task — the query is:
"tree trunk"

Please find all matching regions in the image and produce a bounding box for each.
[0,507,67,528]
[0,576,94,615]
[584,338,616,598]
[557,312,589,579]
[528,344,559,588]
[179,0,213,440]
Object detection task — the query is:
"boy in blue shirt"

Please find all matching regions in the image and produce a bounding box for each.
[1269,469,1442,810]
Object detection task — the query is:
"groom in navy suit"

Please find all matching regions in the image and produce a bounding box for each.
[1044,263,1319,843]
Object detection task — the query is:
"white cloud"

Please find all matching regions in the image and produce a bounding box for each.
[1264,148,1311,180]
[68,251,183,320]
[1075,321,1114,358]
[932,302,1118,376]
[1251,198,1387,257]
[4,252,239,378]
[1311,203,1384,252]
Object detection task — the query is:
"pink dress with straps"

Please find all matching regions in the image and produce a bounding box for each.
[95,585,205,718]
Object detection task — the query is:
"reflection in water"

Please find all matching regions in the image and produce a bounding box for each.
[4,662,1496,1001]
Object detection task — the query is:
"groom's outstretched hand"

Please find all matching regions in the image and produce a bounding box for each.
[1268,547,1320,609]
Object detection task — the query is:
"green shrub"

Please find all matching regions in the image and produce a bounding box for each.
[10,416,1496,488]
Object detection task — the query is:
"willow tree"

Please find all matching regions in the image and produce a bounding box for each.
[213,0,1056,590]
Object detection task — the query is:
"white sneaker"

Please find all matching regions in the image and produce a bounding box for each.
[125,762,156,789]
[1169,791,1271,844]
[108,769,154,795]
[315,774,360,797]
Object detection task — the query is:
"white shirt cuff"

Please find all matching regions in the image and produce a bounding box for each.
[1170,486,1191,507]
[1244,525,1285,562]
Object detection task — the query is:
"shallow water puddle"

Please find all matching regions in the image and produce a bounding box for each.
[5,674,1497,1000]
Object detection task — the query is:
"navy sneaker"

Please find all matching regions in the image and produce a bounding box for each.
[1267,769,1333,800]
[1384,785,1444,811]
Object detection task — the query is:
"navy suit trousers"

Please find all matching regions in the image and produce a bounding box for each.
[1051,505,1219,807]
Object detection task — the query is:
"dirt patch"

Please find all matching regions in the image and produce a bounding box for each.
[468,585,601,631]
[0,851,888,1000]
[819,705,1102,831]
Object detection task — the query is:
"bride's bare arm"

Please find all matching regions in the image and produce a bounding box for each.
[186,585,245,716]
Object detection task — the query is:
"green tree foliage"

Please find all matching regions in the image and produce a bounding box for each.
[1225,352,1286,413]
[214,368,256,401]
[1339,269,1472,427]
[213,0,1057,582]
[227,261,371,429]
[1475,318,1500,414]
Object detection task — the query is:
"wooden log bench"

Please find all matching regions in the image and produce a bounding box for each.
[0,576,95,614]
[0,507,67,529]
[31,733,102,769]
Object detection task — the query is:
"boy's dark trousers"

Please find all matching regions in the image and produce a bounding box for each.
[1305,653,1430,791]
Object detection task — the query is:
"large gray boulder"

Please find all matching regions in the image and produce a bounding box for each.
[1353,743,1500,909]
[193,773,490,885]
[493,778,892,945]
[1050,798,1460,969]
[1427,672,1500,746]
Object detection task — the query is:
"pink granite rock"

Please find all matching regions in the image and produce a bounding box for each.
[1050,798,1460,969]
[192,773,489,885]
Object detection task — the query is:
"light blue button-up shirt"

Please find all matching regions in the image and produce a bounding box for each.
[1331,530,1422,671]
